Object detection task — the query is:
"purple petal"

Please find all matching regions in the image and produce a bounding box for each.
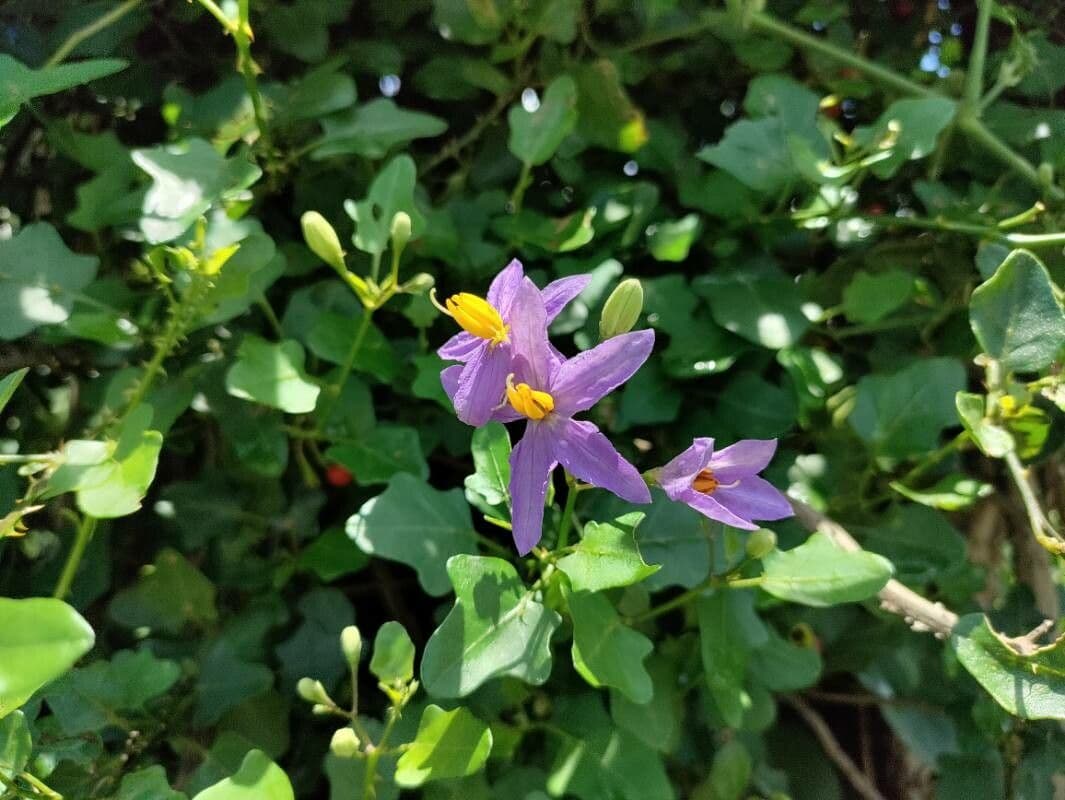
[488,259,525,316]
[438,331,482,362]
[507,278,552,390]
[549,329,655,416]
[509,421,558,555]
[681,489,759,530]
[657,438,715,498]
[710,439,779,483]
[712,476,793,522]
[452,344,512,426]
[551,418,650,504]
[441,364,462,403]
[542,274,591,322]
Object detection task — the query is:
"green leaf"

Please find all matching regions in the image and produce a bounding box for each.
[297,527,369,583]
[0,54,126,128]
[0,223,98,339]
[698,590,766,728]
[43,407,162,519]
[346,473,477,596]
[0,368,28,415]
[315,99,447,160]
[325,425,428,486]
[557,513,659,592]
[275,588,354,691]
[707,740,752,800]
[464,422,511,514]
[0,598,95,719]
[344,154,425,258]
[132,139,261,243]
[850,357,967,459]
[842,270,915,324]
[566,587,653,703]
[968,249,1065,374]
[116,766,188,800]
[420,555,562,697]
[394,705,493,787]
[694,263,811,349]
[194,642,274,728]
[747,625,822,692]
[45,649,181,735]
[950,614,1065,720]
[853,97,957,178]
[716,372,798,439]
[507,76,578,167]
[760,532,893,607]
[431,0,508,45]
[306,310,397,382]
[610,656,682,754]
[370,621,416,684]
[699,118,794,194]
[572,59,648,153]
[891,473,993,511]
[109,548,218,634]
[226,336,320,414]
[192,749,294,800]
[0,712,31,778]
[647,214,701,262]
[956,391,1014,457]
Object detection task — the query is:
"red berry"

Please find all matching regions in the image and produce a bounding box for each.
[865,203,887,216]
[891,0,915,19]
[325,464,353,487]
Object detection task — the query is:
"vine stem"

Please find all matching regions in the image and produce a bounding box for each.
[363,707,400,800]
[44,0,143,67]
[53,514,97,600]
[509,163,532,213]
[849,213,1065,247]
[964,0,994,111]
[314,311,373,435]
[1004,452,1065,556]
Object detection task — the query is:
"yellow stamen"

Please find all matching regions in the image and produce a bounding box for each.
[431,289,509,346]
[692,469,719,495]
[506,375,555,421]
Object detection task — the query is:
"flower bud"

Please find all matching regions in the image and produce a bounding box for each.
[599,278,644,340]
[390,211,412,252]
[401,272,435,294]
[330,727,361,759]
[340,625,362,666]
[297,677,331,706]
[301,211,346,271]
[745,528,777,559]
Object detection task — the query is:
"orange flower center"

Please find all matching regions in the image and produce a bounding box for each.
[692,468,718,495]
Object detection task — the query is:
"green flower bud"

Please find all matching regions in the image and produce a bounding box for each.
[330,727,361,759]
[599,278,644,340]
[745,529,777,560]
[340,625,362,666]
[390,211,412,252]
[301,211,346,271]
[296,677,331,705]
[401,272,435,294]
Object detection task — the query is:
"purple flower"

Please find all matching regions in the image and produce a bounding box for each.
[435,259,589,426]
[656,438,793,530]
[479,279,653,554]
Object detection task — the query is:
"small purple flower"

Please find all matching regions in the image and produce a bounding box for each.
[435,259,589,426]
[472,279,653,554]
[656,438,793,530]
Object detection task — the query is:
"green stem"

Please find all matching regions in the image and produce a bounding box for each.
[851,212,1065,248]
[193,0,234,30]
[633,574,764,623]
[53,515,97,600]
[363,708,400,800]
[556,476,579,551]
[965,0,994,111]
[1004,451,1065,556]
[746,11,937,98]
[509,163,533,212]
[45,0,143,66]
[0,452,53,465]
[315,311,373,434]
[958,115,1064,200]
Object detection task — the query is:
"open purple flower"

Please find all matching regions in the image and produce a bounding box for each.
[656,438,793,530]
[435,259,589,426]
[481,280,653,554]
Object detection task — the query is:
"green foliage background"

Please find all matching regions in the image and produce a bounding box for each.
[0,0,1064,798]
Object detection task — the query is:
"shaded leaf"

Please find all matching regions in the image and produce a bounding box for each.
[760,532,894,607]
